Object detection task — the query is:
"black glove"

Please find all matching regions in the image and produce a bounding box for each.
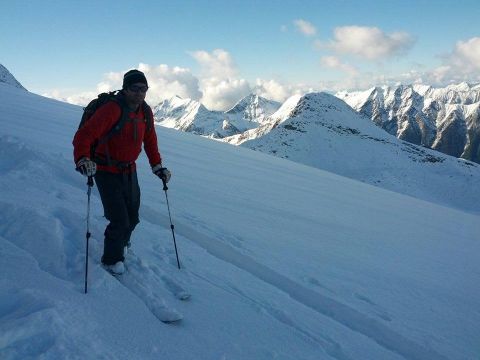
[76,157,97,177]
[152,164,171,183]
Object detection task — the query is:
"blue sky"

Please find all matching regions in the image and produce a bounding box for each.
[1,0,479,109]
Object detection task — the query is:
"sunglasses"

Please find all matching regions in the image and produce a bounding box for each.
[128,85,149,93]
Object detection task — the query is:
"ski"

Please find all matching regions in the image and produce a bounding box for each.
[126,249,191,301]
[105,268,183,323]
[102,250,189,323]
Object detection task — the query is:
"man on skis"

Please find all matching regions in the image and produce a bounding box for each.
[73,69,171,275]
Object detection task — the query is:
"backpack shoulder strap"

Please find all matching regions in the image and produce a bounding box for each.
[142,101,154,132]
[97,94,130,145]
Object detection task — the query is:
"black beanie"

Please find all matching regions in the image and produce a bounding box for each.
[123,69,148,89]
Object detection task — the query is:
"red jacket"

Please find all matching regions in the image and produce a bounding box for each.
[73,100,162,173]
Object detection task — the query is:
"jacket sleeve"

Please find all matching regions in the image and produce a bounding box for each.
[143,107,162,167]
[72,102,121,163]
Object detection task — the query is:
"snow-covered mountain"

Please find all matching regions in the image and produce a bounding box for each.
[153,96,226,137]
[336,83,480,163]
[153,94,280,139]
[224,93,281,124]
[226,92,480,213]
[1,76,480,359]
[0,64,26,90]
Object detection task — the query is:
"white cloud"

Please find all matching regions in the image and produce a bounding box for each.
[329,26,414,60]
[200,78,251,111]
[316,36,480,90]
[53,64,203,106]
[96,71,123,93]
[293,19,317,37]
[188,50,317,108]
[254,79,313,103]
[189,49,238,79]
[440,37,480,80]
[320,56,358,76]
[254,79,291,102]
[42,90,97,106]
[427,65,453,84]
[414,37,480,85]
[188,49,249,110]
[46,51,248,111]
[452,37,480,70]
[137,63,203,104]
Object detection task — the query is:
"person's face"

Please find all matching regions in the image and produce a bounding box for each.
[124,82,148,107]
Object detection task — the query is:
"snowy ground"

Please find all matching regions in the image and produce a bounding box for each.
[0,82,479,360]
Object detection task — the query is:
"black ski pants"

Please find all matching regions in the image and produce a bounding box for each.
[95,170,140,265]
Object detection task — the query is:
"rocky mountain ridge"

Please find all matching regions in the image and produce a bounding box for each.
[336,83,480,163]
[153,94,280,138]
[153,82,480,164]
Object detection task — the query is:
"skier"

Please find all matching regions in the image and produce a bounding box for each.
[73,69,171,275]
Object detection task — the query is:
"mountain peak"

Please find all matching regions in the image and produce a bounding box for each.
[0,64,26,90]
[288,92,355,118]
[226,93,280,113]
[271,92,356,121]
[224,93,281,123]
[446,82,471,92]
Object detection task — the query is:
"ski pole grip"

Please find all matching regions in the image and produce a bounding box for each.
[162,178,168,191]
[87,176,94,187]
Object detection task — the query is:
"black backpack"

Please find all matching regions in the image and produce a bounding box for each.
[78,91,153,162]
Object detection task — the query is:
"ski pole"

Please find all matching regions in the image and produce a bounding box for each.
[162,178,181,269]
[84,176,94,294]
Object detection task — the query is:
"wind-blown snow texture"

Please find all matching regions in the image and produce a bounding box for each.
[0,78,479,360]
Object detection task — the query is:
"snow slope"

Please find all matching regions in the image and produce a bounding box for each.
[0,81,479,360]
[226,92,480,215]
[0,64,26,90]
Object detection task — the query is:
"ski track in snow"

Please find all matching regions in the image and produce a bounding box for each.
[188,270,354,360]
[146,211,448,360]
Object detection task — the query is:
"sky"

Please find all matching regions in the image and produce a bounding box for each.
[1,0,480,110]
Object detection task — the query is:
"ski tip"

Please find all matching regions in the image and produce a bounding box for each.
[160,312,183,323]
[175,291,191,301]
[161,317,183,324]
[154,307,183,323]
